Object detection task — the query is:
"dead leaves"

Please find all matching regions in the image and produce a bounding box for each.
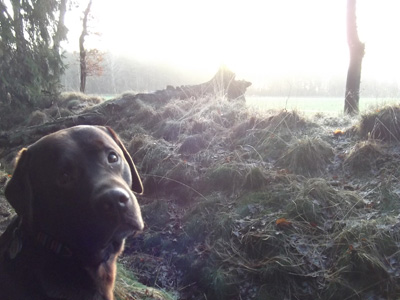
[276,218,292,228]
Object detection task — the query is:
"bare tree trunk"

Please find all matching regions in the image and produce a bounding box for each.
[52,0,68,79]
[344,0,365,115]
[79,0,92,93]
[53,0,67,52]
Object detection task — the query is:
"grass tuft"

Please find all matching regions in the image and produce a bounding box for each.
[344,140,385,174]
[115,265,176,300]
[359,105,400,142]
[278,137,334,176]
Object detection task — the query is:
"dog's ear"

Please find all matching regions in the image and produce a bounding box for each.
[5,148,34,217]
[104,127,144,195]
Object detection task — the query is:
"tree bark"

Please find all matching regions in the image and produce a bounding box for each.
[79,0,92,93]
[53,0,68,52]
[344,0,365,115]
[51,0,68,80]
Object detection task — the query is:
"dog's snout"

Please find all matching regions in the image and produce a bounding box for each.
[99,188,131,211]
[96,187,144,231]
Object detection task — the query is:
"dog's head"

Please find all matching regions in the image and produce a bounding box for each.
[5,125,144,264]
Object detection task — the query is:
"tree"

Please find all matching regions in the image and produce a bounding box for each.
[79,0,103,93]
[79,0,92,93]
[344,0,365,115]
[0,0,68,107]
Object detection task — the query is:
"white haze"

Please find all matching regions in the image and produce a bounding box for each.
[63,0,400,94]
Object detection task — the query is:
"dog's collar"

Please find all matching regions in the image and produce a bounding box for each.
[7,217,73,260]
[36,232,73,258]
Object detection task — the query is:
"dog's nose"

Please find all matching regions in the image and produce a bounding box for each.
[97,187,144,232]
[115,189,130,207]
[100,188,131,211]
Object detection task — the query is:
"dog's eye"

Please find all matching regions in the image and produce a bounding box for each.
[108,152,119,163]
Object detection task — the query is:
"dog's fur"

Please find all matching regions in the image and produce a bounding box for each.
[0,125,144,300]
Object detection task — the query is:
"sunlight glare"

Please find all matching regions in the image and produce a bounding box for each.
[64,0,400,85]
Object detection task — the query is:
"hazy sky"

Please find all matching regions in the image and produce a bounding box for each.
[64,0,400,88]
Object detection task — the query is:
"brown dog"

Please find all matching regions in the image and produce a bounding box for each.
[0,125,144,300]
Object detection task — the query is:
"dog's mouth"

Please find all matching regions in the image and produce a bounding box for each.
[114,223,138,240]
[110,228,139,250]
[85,225,134,266]
[105,218,141,246]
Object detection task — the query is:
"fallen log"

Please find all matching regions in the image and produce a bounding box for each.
[168,66,252,101]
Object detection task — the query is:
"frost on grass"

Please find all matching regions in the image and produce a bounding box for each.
[278,137,334,176]
[359,104,400,142]
[117,95,400,299]
[344,140,385,174]
[4,92,400,300]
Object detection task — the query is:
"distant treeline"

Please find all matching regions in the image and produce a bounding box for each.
[250,77,400,98]
[61,52,206,95]
[61,52,400,98]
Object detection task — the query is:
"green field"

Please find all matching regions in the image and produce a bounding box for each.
[246,96,400,115]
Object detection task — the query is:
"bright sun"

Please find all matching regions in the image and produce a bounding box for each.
[65,0,400,84]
